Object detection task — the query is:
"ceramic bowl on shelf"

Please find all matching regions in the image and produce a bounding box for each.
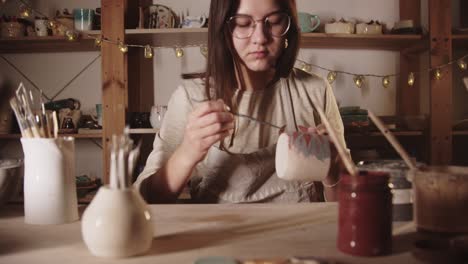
[356,20,383,34]
[324,19,355,34]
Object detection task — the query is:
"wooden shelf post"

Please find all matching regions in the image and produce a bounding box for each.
[428,0,453,165]
[398,0,421,116]
[101,0,128,184]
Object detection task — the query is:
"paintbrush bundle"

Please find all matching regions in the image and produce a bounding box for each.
[9,82,58,138]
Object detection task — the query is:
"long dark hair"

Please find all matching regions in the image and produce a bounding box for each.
[183,0,300,150]
[183,0,300,104]
[204,0,300,107]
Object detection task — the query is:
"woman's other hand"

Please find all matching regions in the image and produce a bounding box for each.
[179,99,235,166]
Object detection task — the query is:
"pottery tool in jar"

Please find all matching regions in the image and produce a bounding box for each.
[367,111,417,171]
[312,104,359,177]
[109,127,141,190]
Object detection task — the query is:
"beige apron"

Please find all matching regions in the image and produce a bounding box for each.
[189,79,322,203]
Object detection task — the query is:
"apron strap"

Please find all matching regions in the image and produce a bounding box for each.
[281,78,322,131]
[281,78,298,132]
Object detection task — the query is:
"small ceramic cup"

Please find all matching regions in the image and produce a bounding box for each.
[34,19,49,36]
[297,12,320,33]
[95,104,102,126]
[275,130,331,181]
[81,186,153,258]
[73,8,94,31]
[182,15,207,28]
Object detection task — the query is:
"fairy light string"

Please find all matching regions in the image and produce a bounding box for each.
[5,0,468,89]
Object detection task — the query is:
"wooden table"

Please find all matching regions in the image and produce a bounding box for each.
[0,203,423,264]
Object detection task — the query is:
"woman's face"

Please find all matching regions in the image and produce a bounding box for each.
[229,0,287,73]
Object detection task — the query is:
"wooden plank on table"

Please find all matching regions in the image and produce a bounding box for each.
[429,0,452,165]
[398,0,421,116]
[101,0,128,184]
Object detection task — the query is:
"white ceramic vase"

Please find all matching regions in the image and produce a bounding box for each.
[81,186,153,258]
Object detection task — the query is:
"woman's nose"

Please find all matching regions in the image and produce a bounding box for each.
[251,22,268,44]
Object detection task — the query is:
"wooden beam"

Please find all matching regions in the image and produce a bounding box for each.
[462,0,468,28]
[127,49,154,113]
[398,0,421,116]
[127,0,154,113]
[428,0,452,165]
[101,0,128,184]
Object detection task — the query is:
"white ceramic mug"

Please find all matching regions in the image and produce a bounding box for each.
[182,15,207,28]
[21,137,78,225]
[34,19,48,37]
[81,186,153,258]
[275,131,331,181]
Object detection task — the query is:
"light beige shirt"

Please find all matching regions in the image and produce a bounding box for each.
[135,68,346,203]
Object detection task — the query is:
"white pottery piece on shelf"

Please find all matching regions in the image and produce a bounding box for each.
[21,137,78,225]
[275,131,331,181]
[182,15,207,28]
[81,186,153,258]
[356,21,383,34]
[325,19,355,34]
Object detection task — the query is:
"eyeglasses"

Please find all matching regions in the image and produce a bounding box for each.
[227,12,291,39]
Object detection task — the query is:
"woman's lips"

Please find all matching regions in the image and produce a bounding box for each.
[250,51,267,59]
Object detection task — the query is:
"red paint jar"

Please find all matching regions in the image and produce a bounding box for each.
[337,170,392,256]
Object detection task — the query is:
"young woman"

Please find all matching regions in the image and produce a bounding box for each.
[135,0,346,203]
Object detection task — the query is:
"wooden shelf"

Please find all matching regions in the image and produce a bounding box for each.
[453,34,468,49]
[125,29,426,51]
[125,28,208,47]
[300,33,427,51]
[453,130,468,135]
[0,32,100,53]
[0,133,102,139]
[1,29,427,53]
[129,128,159,134]
[345,131,423,137]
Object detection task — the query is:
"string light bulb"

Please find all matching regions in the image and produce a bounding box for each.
[175,47,184,58]
[94,36,102,47]
[144,45,153,59]
[382,76,390,88]
[408,72,415,86]
[353,75,364,88]
[65,30,78,41]
[327,71,337,84]
[118,42,128,53]
[457,59,467,70]
[200,46,208,58]
[47,20,57,29]
[300,62,312,72]
[434,69,442,80]
[19,4,32,18]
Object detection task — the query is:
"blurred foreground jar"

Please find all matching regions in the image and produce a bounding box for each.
[410,166,468,234]
[337,171,392,256]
